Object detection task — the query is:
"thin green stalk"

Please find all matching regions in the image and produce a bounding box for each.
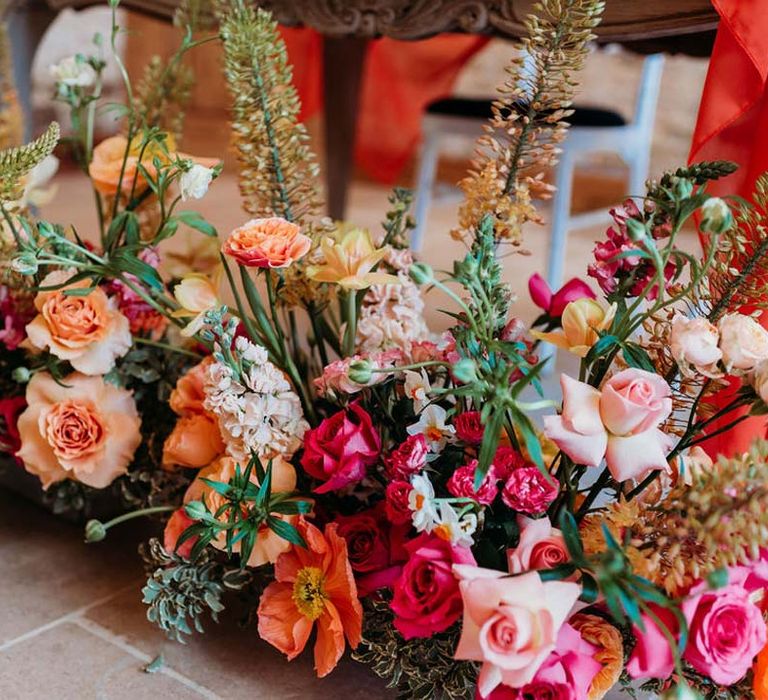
[343,290,357,356]
[133,336,202,359]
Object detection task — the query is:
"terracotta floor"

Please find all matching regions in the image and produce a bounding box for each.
[0,172,695,698]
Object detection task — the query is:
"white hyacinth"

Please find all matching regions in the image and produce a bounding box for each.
[179,163,214,201]
[204,337,308,463]
[50,56,97,88]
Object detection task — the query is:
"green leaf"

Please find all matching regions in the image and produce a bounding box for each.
[558,510,585,561]
[199,478,232,497]
[176,210,217,237]
[585,334,619,364]
[270,499,313,515]
[111,248,163,290]
[622,342,657,372]
[267,516,306,547]
[474,407,504,489]
[255,460,273,508]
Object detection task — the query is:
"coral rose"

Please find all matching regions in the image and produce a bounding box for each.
[544,370,673,483]
[16,371,141,488]
[162,412,224,469]
[390,533,475,639]
[222,217,311,268]
[26,270,131,375]
[184,455,298,567]
[507,516,568,574]
[453,566,581,697]
[300,402,380,493]
[718,313,768,372]
[169,357,213,415]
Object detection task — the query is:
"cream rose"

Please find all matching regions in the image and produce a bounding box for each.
[16,372,141,488]
[25,270,131,375]
[669,314,722,377]
[718,313,768,372]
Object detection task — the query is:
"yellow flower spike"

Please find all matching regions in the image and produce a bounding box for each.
[307,228,400,290]
[172,270,221,337]
[531,298,617,357]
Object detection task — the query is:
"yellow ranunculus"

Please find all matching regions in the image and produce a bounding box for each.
[531,298,616,357]
[172,271,221,336]
[306,227,399,290]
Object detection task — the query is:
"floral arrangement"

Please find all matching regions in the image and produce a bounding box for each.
[5,1,768,699]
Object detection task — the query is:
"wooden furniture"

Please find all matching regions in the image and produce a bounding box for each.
[18,0,719,217]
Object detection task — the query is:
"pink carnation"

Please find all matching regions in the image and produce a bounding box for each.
[447,460,499,506]
[493,446,529,479]
[501,467,558,514]
[454,411,484,445]
[385,434,428,480]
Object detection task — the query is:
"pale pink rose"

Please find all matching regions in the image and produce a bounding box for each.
[16,371,141,489]
[753,359,768,405]
[718,313,768,372]
[544,369,673,482]
[453,566,581,697]
[507,517,568,574]
[25,270,131,375]
[670,315,722,376]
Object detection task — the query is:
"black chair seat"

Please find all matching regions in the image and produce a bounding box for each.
[426,97,627,128]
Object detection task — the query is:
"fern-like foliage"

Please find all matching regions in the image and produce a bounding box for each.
[0,122,60,203]
[453,0,605,244]
[218,1,320,223]
[133,56,194,143]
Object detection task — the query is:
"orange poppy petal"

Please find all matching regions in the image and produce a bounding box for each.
[323,524,363,647]
[314,601,346,678]
[257,582,311,660]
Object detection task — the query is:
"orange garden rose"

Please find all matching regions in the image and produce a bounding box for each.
[184,455,299,567]
[222,217,312,268]
[16,371,141,488]
[25,270,132,375]
[257,519,363,677]
[755,643,768,700]
[163,357,225,469]
[570,613,624,700]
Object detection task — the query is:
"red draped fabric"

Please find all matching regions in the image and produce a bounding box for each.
[280,28,490,183]
[688,0,768,457]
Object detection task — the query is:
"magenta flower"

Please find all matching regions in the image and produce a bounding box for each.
[528,273,595,318]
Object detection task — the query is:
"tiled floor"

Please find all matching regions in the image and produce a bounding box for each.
[1,172,696,698]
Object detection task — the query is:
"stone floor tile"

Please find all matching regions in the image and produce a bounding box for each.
[0,622,208,700]
[85,589,394,700]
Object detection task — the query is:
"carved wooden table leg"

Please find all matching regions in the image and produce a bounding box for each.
[322,36,368,220]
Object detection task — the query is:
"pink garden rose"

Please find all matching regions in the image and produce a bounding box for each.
[335,503,408,596]
[300,402,380,493]
[447,460,499,506]
[501,467,558,514]
[544,369,673,483]
[626,604,679,679]
[385,434,428,480]
[507,517,569,574]
[529,273,595,318]
[390,533,475,639]
[453,567,581,697]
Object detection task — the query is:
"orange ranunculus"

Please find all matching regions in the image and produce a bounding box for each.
[183,455,299,567]
[257,519,363,677]
[169,357,213,416]
[570,613,624,700]
[222,217,312,268]
[89,134,219,198]
[25,270,132,376]
[755,643,768,700]
[162,413,224,469]
[16,371,141,489]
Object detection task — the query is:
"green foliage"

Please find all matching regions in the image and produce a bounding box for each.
[0,122,59,202]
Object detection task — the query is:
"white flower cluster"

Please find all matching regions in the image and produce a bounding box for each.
[408,473,477,548]
[356,248,429,353]
[204,337,308,463]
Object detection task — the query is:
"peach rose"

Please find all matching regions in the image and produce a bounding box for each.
[169,357,213,415]
[544,369,673,483]
[453,566,581,697]
[719,313,768,372]
[507,516,568,574]
[222,217,312,268]
[16,371,141,489]
[184,455,299,566]
[531,298,616,357]
[162,413,224,469]
[670,314,722,377]
[25,270,131,375]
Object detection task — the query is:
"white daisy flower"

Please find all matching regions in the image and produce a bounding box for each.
[407,404,456,454]
[432,502,477,548]
[408,472,439,533]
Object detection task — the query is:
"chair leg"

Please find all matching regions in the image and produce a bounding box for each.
[627,147,651,200]
[411,128,440,253]
[546,153,575,291]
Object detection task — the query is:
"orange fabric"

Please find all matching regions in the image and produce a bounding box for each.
[279,28,489,183]
[689,0,768,457]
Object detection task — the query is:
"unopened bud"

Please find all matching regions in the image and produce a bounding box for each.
[11,252,38,276]
[699,197,733,234]
[625,218,647,242]
[674,177,694,200]
[84,519,107,543]
[347,359,373,385]
[409,262,434,286]
[452,358,478,383]
[12,367,31,384]
[184,500,207,521]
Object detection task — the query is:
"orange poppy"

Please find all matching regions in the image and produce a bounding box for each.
[257,519,363,677]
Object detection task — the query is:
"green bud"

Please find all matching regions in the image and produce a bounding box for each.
[12,367,31,384]
[184,500,208,521]
[706,567,728,589]
[452,358,478,383]
[624,218,647,242]
[347,359,373,385]
[11,252,38,276]
[700,197,733,234]
[84,519,107,543]
[36,222,57,239]
[409,262,434,286]
[674,177,694,200]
